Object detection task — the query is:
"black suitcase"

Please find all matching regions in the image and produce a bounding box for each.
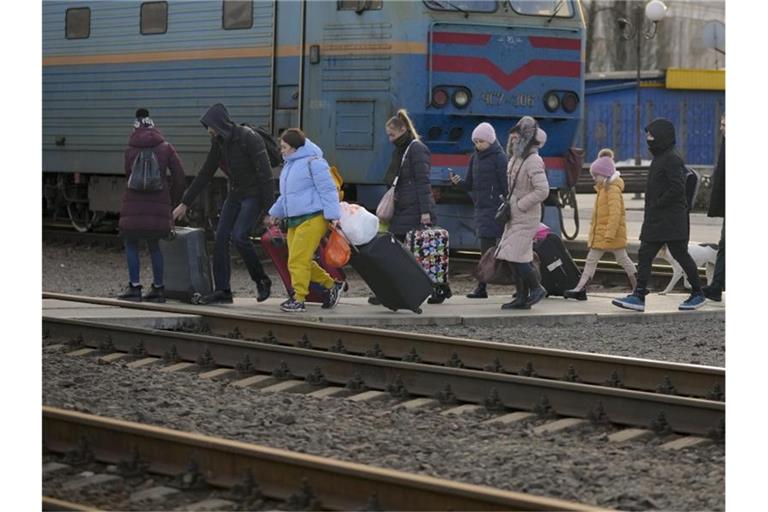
[533,233,581,297]
[159,227,213,303]
[349,233,433,314]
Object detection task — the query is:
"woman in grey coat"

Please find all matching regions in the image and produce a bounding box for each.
[496,116,550,309]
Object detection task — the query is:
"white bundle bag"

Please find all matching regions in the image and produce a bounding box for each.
[339,201,379,246]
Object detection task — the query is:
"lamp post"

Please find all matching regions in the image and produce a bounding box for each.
[617,0,667,165]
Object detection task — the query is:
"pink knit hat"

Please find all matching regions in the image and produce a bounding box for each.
[471,122,496,144]
[589,156,616,178]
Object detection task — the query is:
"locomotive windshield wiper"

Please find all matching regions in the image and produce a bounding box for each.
[546,0,564,23]
[429,0,470,18]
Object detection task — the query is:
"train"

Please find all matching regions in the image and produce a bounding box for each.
[43,0,586,248]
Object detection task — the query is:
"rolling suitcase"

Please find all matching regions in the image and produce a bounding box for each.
[260,225,346,303]
[349,233,433,313]
[533,233,581,297]
[405,226,449,285]
[158,227,213,303]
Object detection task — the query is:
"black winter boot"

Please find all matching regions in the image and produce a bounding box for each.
[142,284,165,303]
[197,289,234,305]
[524,271,547,307]
[256,277,272,302]
[563,288,587,301]
[466,282,488,299]
[502,276,529,310]
[118,284,142,302]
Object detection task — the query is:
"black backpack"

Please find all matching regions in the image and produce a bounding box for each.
[240,123,283,168]
[127,148,163,191]
[683,166,700,211]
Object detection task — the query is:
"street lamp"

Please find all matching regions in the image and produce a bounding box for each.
[617,0,668,165]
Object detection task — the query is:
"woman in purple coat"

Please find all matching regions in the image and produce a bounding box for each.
[118,109,186,302]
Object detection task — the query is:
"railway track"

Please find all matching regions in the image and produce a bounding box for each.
[43,293,724,438]
[44,407,596,511]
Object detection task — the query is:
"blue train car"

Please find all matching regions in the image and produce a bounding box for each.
[579,68,725,165]
[43,0,586,246]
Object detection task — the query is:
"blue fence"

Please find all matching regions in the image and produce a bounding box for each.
[579,76,724,165]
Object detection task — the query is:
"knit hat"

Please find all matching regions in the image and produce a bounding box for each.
[471,122,496,144]
[133,107,154,128]
[589,155,616,178]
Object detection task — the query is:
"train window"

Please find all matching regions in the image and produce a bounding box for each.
[223,0,253,30]
[337,1,383,11]
[423,1,496,13]
[507,0,574,18]
[141,2,168,35]
[65,7,90,39]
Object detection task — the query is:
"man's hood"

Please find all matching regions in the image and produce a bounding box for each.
[645,118,676,154]
[200,103,236,140]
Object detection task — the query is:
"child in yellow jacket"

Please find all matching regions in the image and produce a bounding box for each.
[564,149,637,300]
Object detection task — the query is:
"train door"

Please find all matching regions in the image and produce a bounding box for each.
[299,0,390,203]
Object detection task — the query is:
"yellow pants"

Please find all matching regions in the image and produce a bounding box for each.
[287,214,335,302]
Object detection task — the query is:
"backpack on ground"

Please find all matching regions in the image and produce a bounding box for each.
[240,123,283,168]
[127,148,163,191]
[683,166,700,211]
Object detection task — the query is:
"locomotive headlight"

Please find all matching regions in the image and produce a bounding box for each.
[562,92,579,113]
[452,89,471,108]
[543,91,560,112]
[432,88,449,107]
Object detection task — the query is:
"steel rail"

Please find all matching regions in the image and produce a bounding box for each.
[42,496,99,511]
[43,316,724,436]
[43,407,602,511]
[43,292,725,400]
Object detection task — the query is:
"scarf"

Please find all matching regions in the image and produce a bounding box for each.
[383,131,413,187]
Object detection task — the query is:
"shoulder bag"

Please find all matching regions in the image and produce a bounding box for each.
[494,154,531,225]
[376,140,416,223]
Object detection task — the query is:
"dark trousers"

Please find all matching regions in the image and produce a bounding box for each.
[636,240,701,293]
[711,222,725,291]
[213,195,267,291]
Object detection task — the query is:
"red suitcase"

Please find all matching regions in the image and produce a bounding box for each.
[260,225,346,303]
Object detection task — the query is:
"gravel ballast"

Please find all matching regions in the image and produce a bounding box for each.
[42,242,726,510]
[43,346,724,512]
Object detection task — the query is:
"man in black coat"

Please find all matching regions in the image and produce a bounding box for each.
[612,118,706,312]
[173,103,275,304]
[703,115,725,301]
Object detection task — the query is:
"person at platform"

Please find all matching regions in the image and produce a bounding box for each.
[564,148,637,300]
[263,128,344,313]
[612,118,706,312]
[172,103,275,305]
[370,108,452,305]
[496,116,549,310]
[118,108,186,303]
[449,122,508,299]
[702,115,725,301]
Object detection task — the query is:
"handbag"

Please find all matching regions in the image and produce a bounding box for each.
[472,245,516,285]
[323,227,351,267]
[494,154,532,226]
[376,140,416,222]
[376,178,397,222]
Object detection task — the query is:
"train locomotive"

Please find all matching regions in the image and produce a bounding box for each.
[43,0,585,248]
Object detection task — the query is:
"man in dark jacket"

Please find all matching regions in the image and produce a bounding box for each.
[703,115,725,301]
[172,103,275,304]
[612,118,706,312]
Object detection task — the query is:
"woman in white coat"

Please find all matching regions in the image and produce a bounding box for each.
[496,116,550,309]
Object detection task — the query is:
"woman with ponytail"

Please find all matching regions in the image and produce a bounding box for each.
[369,109,452,304]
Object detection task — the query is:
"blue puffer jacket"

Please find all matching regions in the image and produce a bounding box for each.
[268,139,341,220]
